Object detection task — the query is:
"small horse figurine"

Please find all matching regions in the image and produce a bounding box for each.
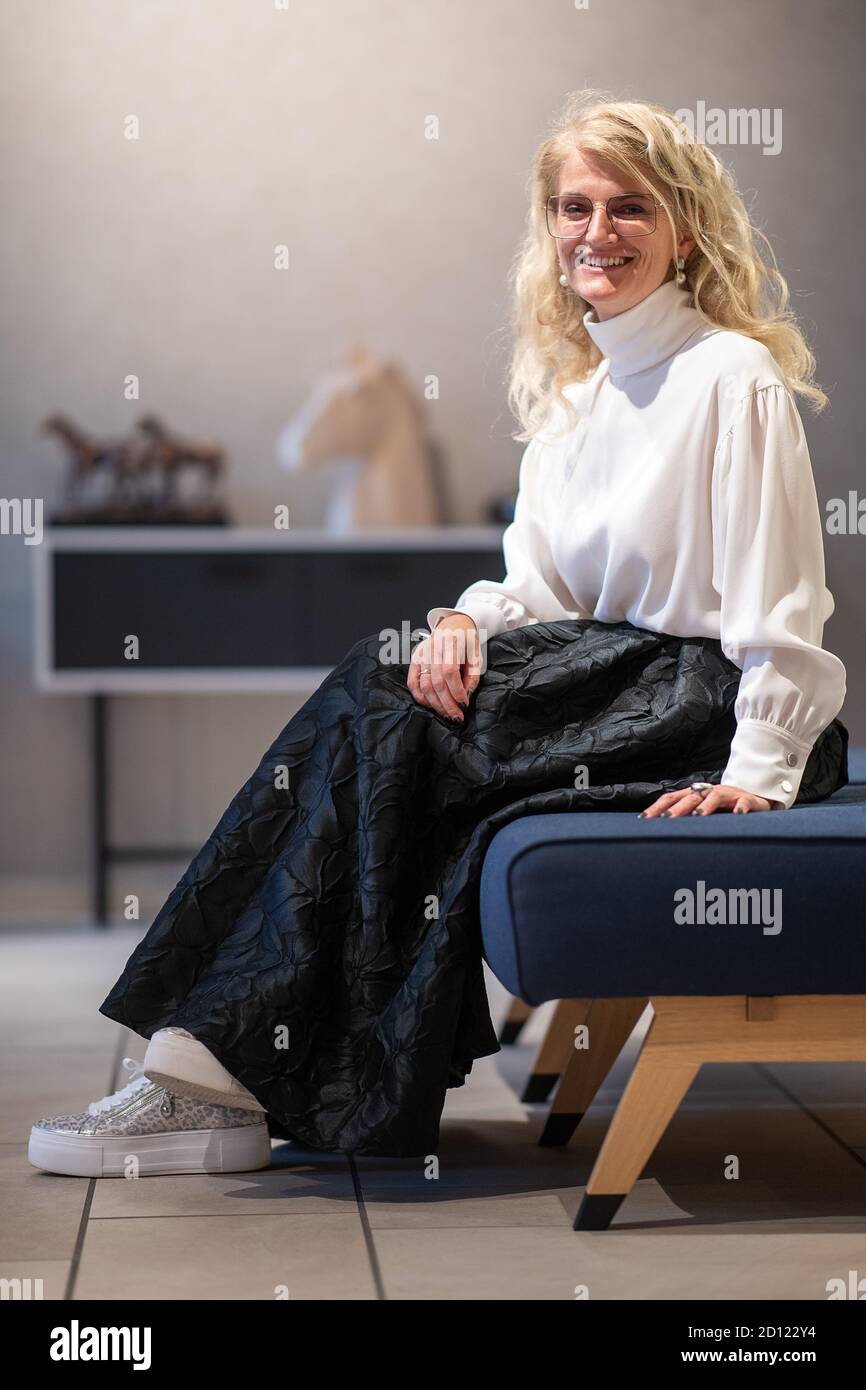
[276,348,449,530]
[137,416,224,507]
[41,414,135,507]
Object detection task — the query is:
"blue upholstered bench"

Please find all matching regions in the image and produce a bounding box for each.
[480,748,866,1230]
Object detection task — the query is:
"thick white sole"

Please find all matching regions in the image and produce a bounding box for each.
[143,1031,264,1112]
[28,1122,272,1178]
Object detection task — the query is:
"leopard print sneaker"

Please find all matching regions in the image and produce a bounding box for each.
[28,1059,271,1177]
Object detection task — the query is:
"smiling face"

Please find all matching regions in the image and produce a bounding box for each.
[554,150,695,321]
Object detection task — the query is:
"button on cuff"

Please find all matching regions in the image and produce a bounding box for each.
[721,718,813,809]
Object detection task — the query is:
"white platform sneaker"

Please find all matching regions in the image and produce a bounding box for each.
[28,1057,271,1178]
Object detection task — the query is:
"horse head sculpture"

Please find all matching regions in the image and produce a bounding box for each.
[276,348,448,531]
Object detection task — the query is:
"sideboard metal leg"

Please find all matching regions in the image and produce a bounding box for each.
[91,693,109,927]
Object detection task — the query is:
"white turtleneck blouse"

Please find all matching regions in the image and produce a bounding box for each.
[427,277,846,809]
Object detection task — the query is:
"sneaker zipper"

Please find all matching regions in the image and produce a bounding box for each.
[84,1086,174,1131]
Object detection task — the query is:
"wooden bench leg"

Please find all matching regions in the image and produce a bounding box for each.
[574,1024,697,1228]
[498,996,534,1046]
[573,994,866,1231]
[521,999,589,1102]
[539,997,648,1145]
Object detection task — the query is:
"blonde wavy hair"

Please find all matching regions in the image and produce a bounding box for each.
[507,89,829,443]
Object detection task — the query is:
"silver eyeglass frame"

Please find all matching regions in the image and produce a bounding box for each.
[545,194,665,240]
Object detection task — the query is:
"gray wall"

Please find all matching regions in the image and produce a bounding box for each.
[1,0,863,920]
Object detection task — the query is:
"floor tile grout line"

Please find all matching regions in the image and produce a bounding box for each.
[63,1026,130,1301]
[86,1211,365,1220]
[349,1156,386,1300]
[63,1179,96,1301]
[753,1062,866,1173]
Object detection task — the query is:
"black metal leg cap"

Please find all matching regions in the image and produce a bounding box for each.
[539,1112,583,1147]
[574,1193,626,1231]
[521,1072,558,1104]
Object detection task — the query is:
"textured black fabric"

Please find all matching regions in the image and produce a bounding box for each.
[99,619,847,1156]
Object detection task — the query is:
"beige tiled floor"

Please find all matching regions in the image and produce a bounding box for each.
[2,926,865,1300]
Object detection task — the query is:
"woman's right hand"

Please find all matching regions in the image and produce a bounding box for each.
[407,614,483,722]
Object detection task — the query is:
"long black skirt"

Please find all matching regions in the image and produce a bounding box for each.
[99,619,848,1156]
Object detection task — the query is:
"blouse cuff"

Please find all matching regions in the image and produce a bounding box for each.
[425,602,510,643]
[721,717,815,809]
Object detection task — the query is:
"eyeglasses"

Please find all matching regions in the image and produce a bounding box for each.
[545,192,663,239]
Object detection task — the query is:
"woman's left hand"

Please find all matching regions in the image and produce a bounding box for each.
[639,784,782,818]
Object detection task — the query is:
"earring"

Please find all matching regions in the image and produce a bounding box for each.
[675,256,686,286]
[559,272,569,287]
